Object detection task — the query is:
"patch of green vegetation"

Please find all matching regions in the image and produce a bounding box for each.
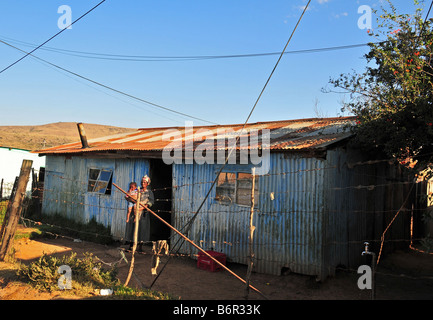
[16,252,173,299]
[14,227,42,240]
[0,200,8,226]
[17,252,118,294]
[113,284,175,300]
[26,213,114,245]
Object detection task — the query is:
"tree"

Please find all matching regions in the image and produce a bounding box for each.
[329,0,433,174]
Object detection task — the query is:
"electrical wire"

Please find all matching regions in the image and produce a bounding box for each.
[0,0,107,75]
[2,34,433,63]
[0,34,370,61]
[416,0,433,46]
[0,39,218,125]
[2,35,432,63]
[149,0,312,290]
[185,0,313,235]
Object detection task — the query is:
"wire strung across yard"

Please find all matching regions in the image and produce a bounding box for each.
[0,0,107,75]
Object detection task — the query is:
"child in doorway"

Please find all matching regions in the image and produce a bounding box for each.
[125,182,138,223]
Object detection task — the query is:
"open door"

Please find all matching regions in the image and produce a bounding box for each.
[148,159,172,242]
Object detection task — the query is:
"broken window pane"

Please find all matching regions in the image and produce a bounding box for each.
[87,169,113,195]
[89,169,100,180]
[99,170,112,182]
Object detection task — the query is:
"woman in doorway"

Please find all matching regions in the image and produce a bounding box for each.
[137,175,154,251]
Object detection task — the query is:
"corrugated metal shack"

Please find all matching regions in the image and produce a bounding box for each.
[34,117,415,280]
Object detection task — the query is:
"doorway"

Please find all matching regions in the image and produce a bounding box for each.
[148,159,172,242]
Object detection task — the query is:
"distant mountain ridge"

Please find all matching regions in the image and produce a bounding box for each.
[0,122,136,151]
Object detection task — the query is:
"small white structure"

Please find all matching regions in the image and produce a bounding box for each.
[0,146,46,196]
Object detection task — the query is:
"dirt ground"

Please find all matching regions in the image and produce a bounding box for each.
[1,228,433,301]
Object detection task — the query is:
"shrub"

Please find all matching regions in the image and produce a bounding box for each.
[25,213,114,245]
[113,284,174,300]
[17,252,119,293]
[0,200,8,225]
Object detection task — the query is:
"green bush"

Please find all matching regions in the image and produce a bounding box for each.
[0,200,8,225]
[113,284,174,300]
[26,213,114,245]
[16,252,174,299]
[17,252,119,293]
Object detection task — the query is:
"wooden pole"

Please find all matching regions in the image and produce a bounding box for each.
[124,187,141,286]
[113,182,267,299]
[245,168,256,299]
[0,160,33,261]
[0,178,4,237]
[32,169,41,217]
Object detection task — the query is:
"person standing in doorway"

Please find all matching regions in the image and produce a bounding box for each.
[137,175,154,251]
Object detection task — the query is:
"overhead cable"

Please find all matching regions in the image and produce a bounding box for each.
[0,39,218,125]
[149,0,313,290]
[0,0,107,75]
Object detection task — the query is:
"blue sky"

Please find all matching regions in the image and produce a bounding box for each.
[0,0,425,128]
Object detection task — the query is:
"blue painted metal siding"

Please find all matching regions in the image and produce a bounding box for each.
[42,155,150,240]
[171,153,326,276]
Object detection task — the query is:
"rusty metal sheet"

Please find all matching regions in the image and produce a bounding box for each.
[33,117,355,155]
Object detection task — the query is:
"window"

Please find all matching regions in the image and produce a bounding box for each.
[215,172,236,203]
[215,172,258,206]
[87,169,113,195]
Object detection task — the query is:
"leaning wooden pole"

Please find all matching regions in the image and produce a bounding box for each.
[0,160,33,261]
[113,183,267,299]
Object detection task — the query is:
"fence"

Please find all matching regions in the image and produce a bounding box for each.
[19,166,433,253]
[1,159,433,299]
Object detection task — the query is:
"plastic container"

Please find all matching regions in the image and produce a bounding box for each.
[197,250,226,272]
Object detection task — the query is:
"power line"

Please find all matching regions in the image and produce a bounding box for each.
[0,34,370,61]
[417,0,433,44]
[0,0,107,75]
[189,0,313,225]
[2,34,432,63]
[0,39,218,125]
[149,0,313,290]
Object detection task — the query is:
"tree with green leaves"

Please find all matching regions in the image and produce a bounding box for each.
[329,0,433,174]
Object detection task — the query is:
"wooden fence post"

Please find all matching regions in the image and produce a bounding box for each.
[31,168,41,217]
[0,160,33,261]
[245,167,256,299]
[124,187,141,286]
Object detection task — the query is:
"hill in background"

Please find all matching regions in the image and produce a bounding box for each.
[0,122,136,151]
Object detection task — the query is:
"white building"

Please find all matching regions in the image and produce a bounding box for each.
[0,146,46,196]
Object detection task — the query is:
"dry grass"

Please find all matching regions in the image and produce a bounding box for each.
[0,122,135,151]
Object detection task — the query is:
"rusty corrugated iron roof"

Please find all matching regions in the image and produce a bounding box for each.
[32,117,355,155]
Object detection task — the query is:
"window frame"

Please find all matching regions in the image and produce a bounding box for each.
[215,171,258,207]
[87,168,113,195]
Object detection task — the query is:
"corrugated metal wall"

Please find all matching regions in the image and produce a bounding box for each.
[42,155,150,240]
[42,148,415,279]
[171,154,327,277]
[172,149,414,279]
[324,147,413,272]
